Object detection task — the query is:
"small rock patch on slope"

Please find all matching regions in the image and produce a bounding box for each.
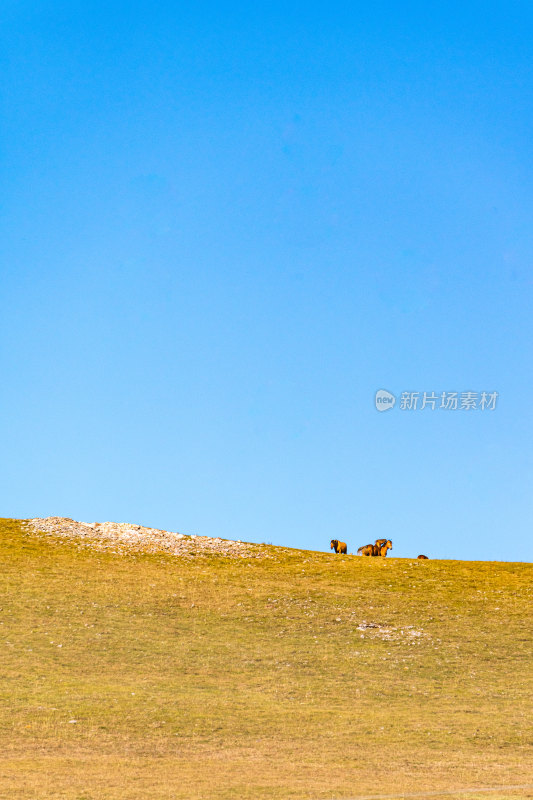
[24,517,271,559]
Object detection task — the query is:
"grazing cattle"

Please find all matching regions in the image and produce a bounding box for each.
[417,554,429,559]
[330,539,348,554]
[379,540,393,557]
[357,544,374,556]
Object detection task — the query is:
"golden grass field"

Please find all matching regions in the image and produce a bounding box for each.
[1,518,532,799]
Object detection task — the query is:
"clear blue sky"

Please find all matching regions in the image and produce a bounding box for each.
[2,1,532,561]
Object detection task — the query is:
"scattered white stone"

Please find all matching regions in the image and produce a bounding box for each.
[24,517,272,561]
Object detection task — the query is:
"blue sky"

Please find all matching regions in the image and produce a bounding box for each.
[2,1,532,561]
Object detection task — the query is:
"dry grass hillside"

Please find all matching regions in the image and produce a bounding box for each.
[1,517,532,800]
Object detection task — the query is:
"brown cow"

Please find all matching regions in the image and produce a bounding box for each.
[330,539,348,554]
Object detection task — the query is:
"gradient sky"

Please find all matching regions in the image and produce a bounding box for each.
[2,1,532,561]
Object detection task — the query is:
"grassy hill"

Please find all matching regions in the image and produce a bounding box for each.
[1,518,532,800]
